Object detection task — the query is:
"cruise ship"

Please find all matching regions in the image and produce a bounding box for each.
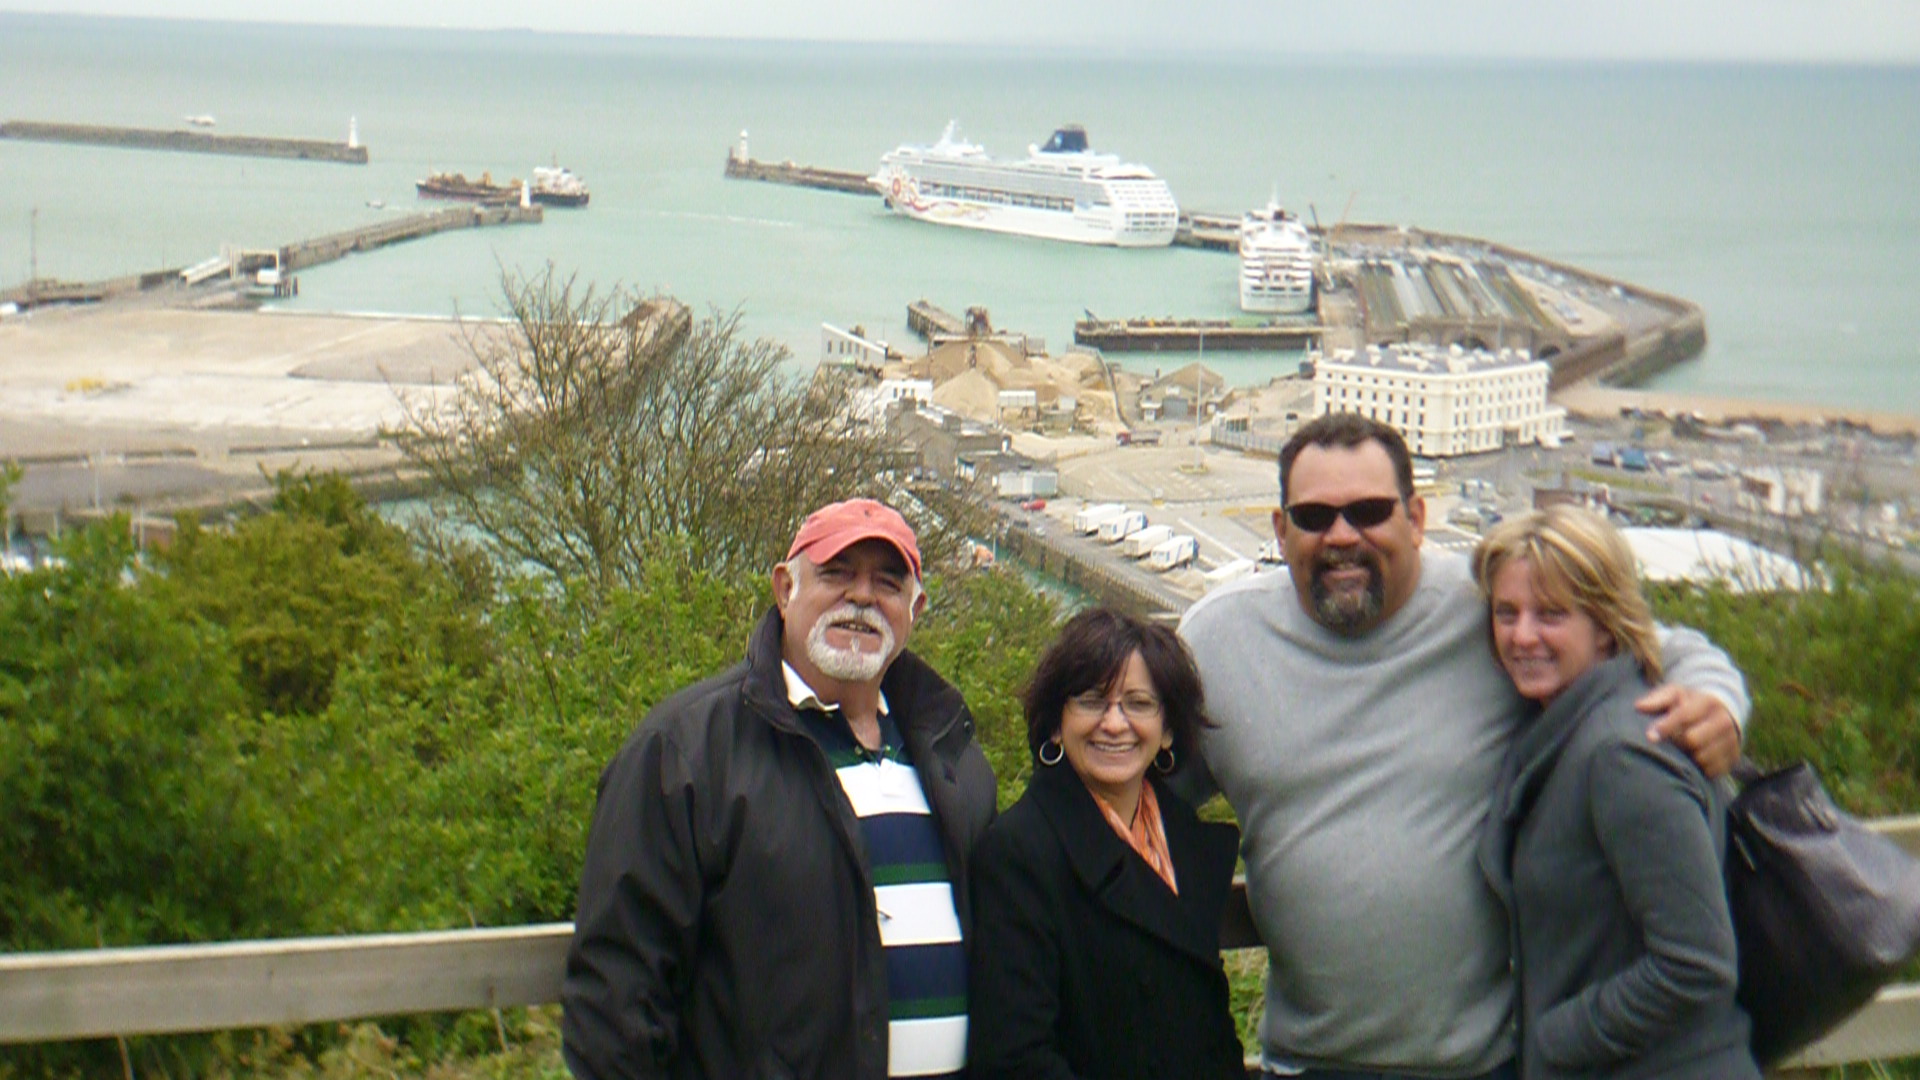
[1239,200,1317,314]
[869,122,1179,247]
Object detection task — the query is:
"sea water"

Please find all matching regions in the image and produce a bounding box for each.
[1,14,1916,413]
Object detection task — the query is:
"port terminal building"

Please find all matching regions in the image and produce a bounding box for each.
[1312,342,1567,458]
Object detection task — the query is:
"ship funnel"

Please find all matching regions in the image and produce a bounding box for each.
[1041,125,1088,154]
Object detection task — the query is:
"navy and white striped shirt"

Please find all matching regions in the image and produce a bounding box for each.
[784,665,968,1079]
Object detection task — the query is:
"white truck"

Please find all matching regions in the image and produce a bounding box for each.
[1123,525,1176,558]
[1072,503,1128,534]
[1202,558,1257,589]
[1097,510,1149,544]
[1146,534,1198,572]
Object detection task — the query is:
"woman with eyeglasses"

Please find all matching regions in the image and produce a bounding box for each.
[1472,507,1759,1080]
[968,607,1245,1080]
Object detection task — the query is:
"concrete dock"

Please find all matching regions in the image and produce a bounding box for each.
[722,151,871,194]
[279,204,542,272]
[0,205,541,311]
[906,299,967,339]
[1074,317,1322,352]
[1,120,369,164]
[1174,212,1241,251]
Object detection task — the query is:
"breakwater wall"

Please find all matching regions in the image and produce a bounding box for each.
[280,204,541,271]
[1,120,368,164]
[0,206,538,310]
[996,523,1186,619]
[722,152,870,194]
[0,267,185,308]
[1338,223,1708,388]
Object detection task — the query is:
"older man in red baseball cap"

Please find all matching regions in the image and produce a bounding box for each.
[565,497,995,1080]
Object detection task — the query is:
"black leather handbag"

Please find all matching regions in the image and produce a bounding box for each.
[1725,760,1920,1065]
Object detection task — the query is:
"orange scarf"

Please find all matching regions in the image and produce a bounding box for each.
[1091,781,1179,895]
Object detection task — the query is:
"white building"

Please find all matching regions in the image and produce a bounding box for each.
[1736,466,1824,519]
[820,322,892,370]
[849,378,933,426]
[1312,343,1567,458]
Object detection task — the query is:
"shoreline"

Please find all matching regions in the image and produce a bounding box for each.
[1552,382,1920,437]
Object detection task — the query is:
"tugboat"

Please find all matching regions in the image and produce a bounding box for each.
[529,164,590,207]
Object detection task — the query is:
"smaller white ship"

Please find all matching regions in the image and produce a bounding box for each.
[529,164,590,207]
[184,114,217,128]
[1239,199,1316,314]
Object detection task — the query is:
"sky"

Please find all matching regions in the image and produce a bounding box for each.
[4,0,1920,61]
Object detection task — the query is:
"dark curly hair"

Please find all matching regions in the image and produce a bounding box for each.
[1022,607,1211,771]
[1279,411,1415,506]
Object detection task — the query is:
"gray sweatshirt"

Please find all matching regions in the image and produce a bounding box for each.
[1176,550,1749,1077]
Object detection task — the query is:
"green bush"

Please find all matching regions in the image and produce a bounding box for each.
[1650,551,1920,815]
[0,523,293,953]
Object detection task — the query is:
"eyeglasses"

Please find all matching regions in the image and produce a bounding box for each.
[1067,691,1163,721]
[1284,497,1400,533]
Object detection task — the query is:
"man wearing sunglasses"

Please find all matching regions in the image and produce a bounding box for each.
[1177,412,1748,1080]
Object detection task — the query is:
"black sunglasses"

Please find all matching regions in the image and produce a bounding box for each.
[1284,497,1401,533]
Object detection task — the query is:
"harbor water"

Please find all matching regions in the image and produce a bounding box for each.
[2,14,1917,412]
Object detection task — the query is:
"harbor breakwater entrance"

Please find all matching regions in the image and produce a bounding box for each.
[1,119,369,164]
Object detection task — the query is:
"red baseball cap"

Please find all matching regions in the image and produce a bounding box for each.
[786,498,922,580]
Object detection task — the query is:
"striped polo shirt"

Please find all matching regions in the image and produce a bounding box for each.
[784,664,968,1079]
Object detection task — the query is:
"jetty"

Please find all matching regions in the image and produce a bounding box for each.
[1,119,368,165]
[279,203,539,271]
[723,142,870,195]
[906,299,967,339]
[1175,211,1242,251]
[1,204,540,311]
[1075,317,1323,352]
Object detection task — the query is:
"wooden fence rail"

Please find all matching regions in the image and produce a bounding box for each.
[5,816,1919,1071]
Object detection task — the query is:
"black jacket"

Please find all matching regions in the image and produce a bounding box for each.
[968,762,1245,1080]
[562,607,998,1080]
[1478,655,1759,1080]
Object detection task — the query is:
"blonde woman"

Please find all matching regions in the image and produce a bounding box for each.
[1472,507,1759,1080]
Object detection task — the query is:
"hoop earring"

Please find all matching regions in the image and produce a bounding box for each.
[1153,747,1176,774]
[1038,740,1065,767]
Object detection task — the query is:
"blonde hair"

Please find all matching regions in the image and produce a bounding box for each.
[1472,505,1663,683]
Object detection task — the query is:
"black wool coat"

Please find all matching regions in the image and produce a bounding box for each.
[967,762,1245,1080]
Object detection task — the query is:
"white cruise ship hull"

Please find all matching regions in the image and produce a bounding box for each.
[878,188,1175,247]
[1240,278,1314,314]
[870,124,1179,249]
[1239,210,1316,313]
